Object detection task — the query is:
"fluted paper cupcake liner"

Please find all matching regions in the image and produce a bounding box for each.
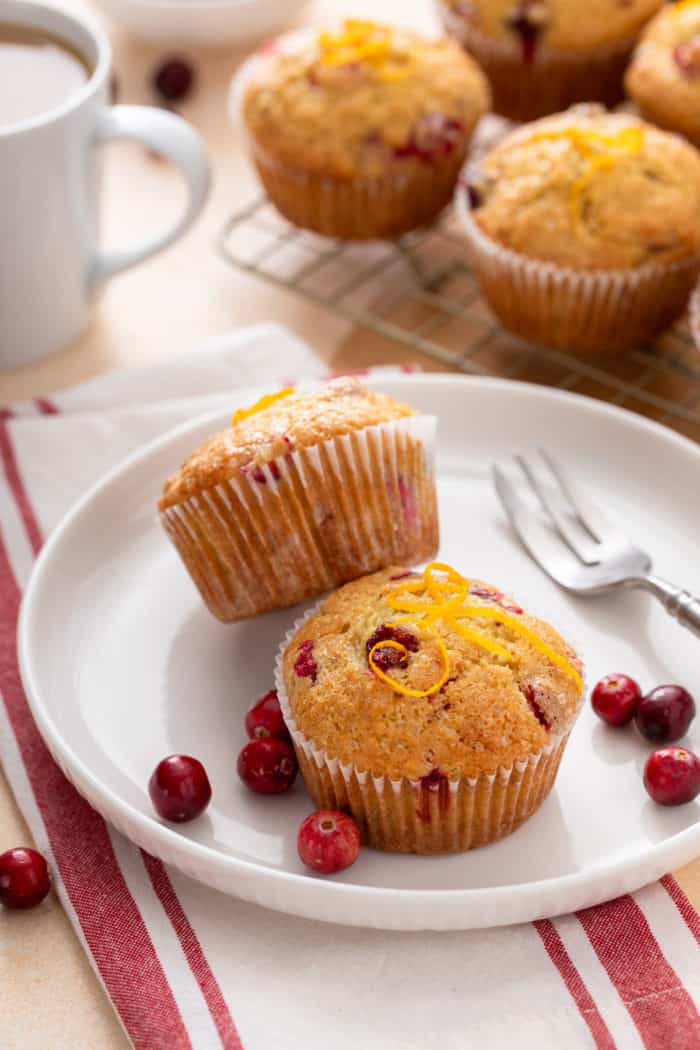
[275,601,585,854]
[435,0,635,122]
[160,416,439,623]
[690,278,700,354]
[247,143,468,241]
[458,195,700,354]
[230,30,474,240]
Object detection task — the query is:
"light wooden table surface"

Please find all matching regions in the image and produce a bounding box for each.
[1,2,699,1047]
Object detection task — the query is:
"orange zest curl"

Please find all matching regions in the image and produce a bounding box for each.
[368,635,451,699]
[317,19,412,81]
[372,562,583,695]
[231,388,294,427]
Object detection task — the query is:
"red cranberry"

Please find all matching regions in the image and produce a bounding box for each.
[466,184,482,209]
[395,114,465,163]
[389,570,419,581]
[674,37,700,79]
[635,685,695,744]
[416,769,451,821]
[643,748,700,806]
[0,848,50,910]
[152,58,194,103]
[293,640,318,683]
[524,683,551,732]
[505,1,548,63]
[149,755,212,822]
[245,689,290,741]
[366,623,419,671]
[297,810,361,874]
[237,738,298,794]
[591,674,642,727]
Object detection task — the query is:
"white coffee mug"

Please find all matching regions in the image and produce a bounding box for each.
[0,0,210,368]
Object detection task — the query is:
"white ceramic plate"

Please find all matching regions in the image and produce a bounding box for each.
[19,376,700,931]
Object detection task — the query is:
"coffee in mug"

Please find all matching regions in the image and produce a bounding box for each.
[0,23,91,129]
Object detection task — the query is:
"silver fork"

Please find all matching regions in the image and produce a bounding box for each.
[493,450,700,639]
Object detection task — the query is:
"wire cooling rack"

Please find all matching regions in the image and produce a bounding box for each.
[217,196,700,444]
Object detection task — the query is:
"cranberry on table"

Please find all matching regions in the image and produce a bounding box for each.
[635,685,695,744]
[0,847,50,910]
[245,689,290,741]
[297,811,361,875]
[591,674,642,727]
[643,748,700,806]
[152,58,194,103]
[149,754,212,822]
[237,738,297,795]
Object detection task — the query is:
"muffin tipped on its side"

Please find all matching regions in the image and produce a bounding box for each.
[160,379,439,622]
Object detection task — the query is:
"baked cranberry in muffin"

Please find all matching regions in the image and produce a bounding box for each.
[241,20,489,239]
[277,563,583,854]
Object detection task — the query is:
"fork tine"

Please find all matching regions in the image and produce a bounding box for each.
[516,454,599,566]
[538,449,618,544]
[493,465,575,584]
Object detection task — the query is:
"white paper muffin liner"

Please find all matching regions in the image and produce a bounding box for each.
[160,415,439,623]
[229,28,478,240]
[274,597,586,854]
[434,0,636,122]
[457,192,700,354]
[690,278,700,354]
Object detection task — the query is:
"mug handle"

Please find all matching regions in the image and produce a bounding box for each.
[90,105,210,283]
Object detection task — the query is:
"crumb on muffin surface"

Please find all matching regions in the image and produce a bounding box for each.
[242,20,489,180]
[442,0,662,54]
[160,378,417,510]
[282,565,583,781]
[468,105,700,269]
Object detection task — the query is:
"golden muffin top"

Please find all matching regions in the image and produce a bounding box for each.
[626,1,700,101]
[280,564,583,781]
[468,105,700,270]
[442,0,662,54]
[242,20,490,179]
[159,379,415,510]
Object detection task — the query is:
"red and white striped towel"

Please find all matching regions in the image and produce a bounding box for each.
[1,323,698,1050]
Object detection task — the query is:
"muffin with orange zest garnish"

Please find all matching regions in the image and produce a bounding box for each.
[275,562,583,854]
[462,105,700,352]
[159,379,438,624]
[240,19,489,239]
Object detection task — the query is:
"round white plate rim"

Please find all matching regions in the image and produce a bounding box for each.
[18,374,700,930]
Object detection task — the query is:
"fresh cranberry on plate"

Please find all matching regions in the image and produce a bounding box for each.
[643,748,700,806]
[237,738,298,795]
[245,689,290,741]
[297,811,361,874]
[149,754,212,822]
[635,685,695,744]
[591,674,642,727]
[152,58,194,103]
[0,847,51,910]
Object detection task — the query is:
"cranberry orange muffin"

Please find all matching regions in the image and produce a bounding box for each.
[240,20,490,239]
[461,105,700,352]
[437,0,662,121]
[276,563,583,853]
[626,1,700,150]
[160,380,438,623]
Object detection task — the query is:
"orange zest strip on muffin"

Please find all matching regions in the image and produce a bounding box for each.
[522,126,645,232]
[368,637,451,698]
[379,562,583,693]
[317,19,412,80]
[231,387,294,427]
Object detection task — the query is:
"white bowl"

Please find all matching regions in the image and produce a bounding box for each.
[92,0,309,48]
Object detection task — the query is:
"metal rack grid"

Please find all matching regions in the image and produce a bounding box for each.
[218,196,700,444]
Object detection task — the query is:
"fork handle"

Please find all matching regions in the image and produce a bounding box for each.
[638,576,700,639]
